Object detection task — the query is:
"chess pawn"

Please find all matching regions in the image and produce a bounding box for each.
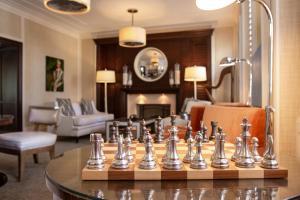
[260,134,279,169]
[202,126,209,143]
[87,133,105,169]
[209,121,218,140]
[170,114,179,142]
[112,135,129,169]
[127,119,134,140]
[139,129,157,169]
[235,118,255,168]
[183,134,194,163]
[155,116,164,143]
[163,120,182,170]
[211,127,229,168]
[231,137,242,162]
[184,122,193,142]
[109,121,118,143]
[190,132,207,169]
[124,135,134,163]
[139,119,147,143]
[251,137,262,163]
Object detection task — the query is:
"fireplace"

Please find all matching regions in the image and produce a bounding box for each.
[137,104,170,119]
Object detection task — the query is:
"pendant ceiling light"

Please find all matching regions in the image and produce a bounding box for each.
[44,0,91,15]
[195,0,236,10]
[119,9,146,48]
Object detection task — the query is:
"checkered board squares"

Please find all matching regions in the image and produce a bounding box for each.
[81,141,288,180]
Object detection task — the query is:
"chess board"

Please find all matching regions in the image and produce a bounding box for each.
[81,141,288,180]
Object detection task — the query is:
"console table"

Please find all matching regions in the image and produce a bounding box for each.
[45,146,299,200]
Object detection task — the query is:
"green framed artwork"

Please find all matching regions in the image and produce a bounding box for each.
[45,56,64,92]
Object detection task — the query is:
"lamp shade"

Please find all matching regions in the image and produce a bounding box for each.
[96,70,116,83]
[44,0,91,14]
[184,66,207,82]
[119,26,146,48]
[196,0,236,10]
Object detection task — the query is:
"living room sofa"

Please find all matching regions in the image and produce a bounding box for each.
[175,105,266,148]
[56,101,114,142]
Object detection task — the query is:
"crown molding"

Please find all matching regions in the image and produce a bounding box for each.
[0,1,80,39]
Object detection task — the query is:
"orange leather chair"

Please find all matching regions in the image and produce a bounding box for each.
[175,105,266,148]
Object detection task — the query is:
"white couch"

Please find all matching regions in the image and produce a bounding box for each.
[56,101,114,142]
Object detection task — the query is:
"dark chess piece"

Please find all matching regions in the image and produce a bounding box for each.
[109,121,119,143]
[184,121,193,142]
[127,119,134,140]
[155,116,164,143]
[209,121,218,140]
[139,119,147,143]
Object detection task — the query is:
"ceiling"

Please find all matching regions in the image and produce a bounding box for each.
[0,0,239,38]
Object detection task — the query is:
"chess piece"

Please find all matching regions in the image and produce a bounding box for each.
[211,127,229,168]
[251,137,262,163]
[190,131,207,169]
[184,121,193,142]
[143,189,155,200]
[235,118,255,168]
[124,135,134,163]
[202,124,209,143]
[260,134,279,169]
[139,119,147,143]
[112,135,129,169]
[161,139,169,162]
[139,129,157,169]
[209,121,218,140]
[155,116,164,143]
[87,133,105,169]
[163,119,182,170]
[183,133,194,163]
[127,119,134,140]
[231,137,242,162]
[170,114,179,142]
[109,121,119,143]
[117,190,131,200]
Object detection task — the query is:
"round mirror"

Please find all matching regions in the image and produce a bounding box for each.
[134,47,168,82]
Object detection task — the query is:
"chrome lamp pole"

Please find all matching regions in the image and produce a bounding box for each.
[196,0,278,168]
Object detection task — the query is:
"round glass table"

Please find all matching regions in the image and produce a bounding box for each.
[45,146,300,200]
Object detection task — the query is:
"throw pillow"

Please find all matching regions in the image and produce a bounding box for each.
[80,99,94,115]
[56,98,76,116]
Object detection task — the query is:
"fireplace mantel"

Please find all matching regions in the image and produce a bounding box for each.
[121,87,179,94]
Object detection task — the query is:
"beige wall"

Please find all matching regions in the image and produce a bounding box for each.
[0,7,21,41]
[81,39,96,102]
[23,19,80,126]
[211,26,237,102]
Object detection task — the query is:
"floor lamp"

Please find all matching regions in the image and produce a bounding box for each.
[184,66,207,99]
[196,0,278,168]
[96,69,116,113]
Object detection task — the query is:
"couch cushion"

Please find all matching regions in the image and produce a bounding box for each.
[0,132,57,151]
[56,98,75,116]
[202,105,266,147]
[73,113,114,126]
[80,99,94,115]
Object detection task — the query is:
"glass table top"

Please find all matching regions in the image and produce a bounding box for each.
[45,145,300,200]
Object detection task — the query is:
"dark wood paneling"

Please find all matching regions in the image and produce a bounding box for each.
[95,30,213,118]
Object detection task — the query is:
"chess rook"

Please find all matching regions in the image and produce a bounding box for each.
[251,137,262,163]
[231,137,242,162]
[87,133,105,169]
[163,118,182,170]
[111,135,129,169]
[211,127,229,168]
[209,121,218,140]
[235,118,255,168]
[155,116,164,143]
[139,129,157,169]
[190,131,207,169]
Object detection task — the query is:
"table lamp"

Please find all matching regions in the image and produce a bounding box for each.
[184,66,207,99]
[96,69,116,113]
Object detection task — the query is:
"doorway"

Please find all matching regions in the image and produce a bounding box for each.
[0,37,22,133]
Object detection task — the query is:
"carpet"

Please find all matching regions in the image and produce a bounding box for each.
[0,136,90,200]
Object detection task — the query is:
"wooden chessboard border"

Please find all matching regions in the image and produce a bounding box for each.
[81,142,288,181]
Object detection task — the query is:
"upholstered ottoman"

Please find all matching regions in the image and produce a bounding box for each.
[0,132,57,181]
